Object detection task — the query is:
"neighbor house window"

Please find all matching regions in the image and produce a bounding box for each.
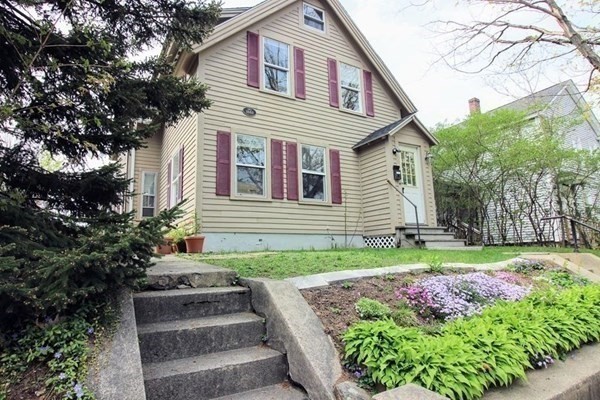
[141,172,157,217]
[340,63,362,112]
[169,151,181,207]
[236,134,266,196]
[301,144,326,200]
[263,38,290,94]
[303,3,325,31]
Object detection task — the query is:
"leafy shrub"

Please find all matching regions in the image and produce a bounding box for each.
[541,271,590,288]
[391,303,420,327]
[355,298,391,320]
[509,259,545,274]
[397,272,529,321]
[344,285,600,400]
[428,256,444,273]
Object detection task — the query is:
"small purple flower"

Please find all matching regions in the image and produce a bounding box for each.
[59,372,67,380]
[354,370,363,378]
[73,383,84,398]
[87,327,94,335]
[54,352,62,359]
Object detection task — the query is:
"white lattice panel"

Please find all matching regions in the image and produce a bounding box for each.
[363,236,396,249]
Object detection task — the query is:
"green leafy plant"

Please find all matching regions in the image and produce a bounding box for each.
[509,259,546,274]
[341,281,354,290]
[355,298,391,320]
[428,256,444,273]
[390,303,419,327]
[541,271,590,288]
[344,285,600,400]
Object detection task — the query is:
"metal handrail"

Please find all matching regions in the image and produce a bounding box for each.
[541,215,600,253]
[387,179,422,248]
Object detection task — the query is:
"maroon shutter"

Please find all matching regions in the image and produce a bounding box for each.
[330,149,342,204]
[327,58,339,107]
[294,47,306,99]
[364,70,375,117]
[247,31,260,88]
[179,145,184,201]
[166,161,172,208]
[271,139,284,199]
[286,142,299,201]
[216,131,231,196]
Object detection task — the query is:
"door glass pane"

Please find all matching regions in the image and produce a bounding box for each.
[400,150,417,187]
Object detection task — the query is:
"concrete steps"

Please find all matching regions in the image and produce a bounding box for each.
[213,383,309,399]
[142,346,288,400]
[134,258,302,399]
[397,226,468,249]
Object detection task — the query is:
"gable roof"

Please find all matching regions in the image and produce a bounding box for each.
[352,113,438,150]
[190,0,418,114]
[491,80,571,114]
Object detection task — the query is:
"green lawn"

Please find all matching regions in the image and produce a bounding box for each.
[183,246,600,279]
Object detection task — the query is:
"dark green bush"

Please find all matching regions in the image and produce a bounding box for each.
[343,285,600,400]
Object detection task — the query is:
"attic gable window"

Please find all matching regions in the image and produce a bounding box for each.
[303,3,325,32]
[263,37,290,94]
[340,63,362,112]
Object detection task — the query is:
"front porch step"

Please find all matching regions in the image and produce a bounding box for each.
[419,239,467,248]
[137,312,265,363]
[133,286,252,324]
[146,256,237,290]
[142,346,288,400]
[213,383,308,400]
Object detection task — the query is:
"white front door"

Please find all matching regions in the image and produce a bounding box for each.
[398,146,426,225]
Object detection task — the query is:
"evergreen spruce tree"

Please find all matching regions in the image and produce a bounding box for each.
[0,0,220,326]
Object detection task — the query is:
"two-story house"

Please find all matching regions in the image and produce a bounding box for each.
[122,0,456,252]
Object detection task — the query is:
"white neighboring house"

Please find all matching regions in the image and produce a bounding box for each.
[471,80,600,245]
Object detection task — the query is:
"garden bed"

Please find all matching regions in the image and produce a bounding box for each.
[300,260,598,399]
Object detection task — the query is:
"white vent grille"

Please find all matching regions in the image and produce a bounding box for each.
[364,235,396,249]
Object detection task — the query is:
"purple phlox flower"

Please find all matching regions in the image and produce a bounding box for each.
[59,372,67,380]
[73,383,84,398]
[87,327,94,335]
[54,351,62,359]
[354,370,363,378]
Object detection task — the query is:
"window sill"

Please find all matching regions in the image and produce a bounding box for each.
[229,194,273,203]
[339,107,367,118]
[299,199,333,207]
[259,88,297,101]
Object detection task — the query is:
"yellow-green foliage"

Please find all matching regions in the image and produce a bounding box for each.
[343,285,600,400]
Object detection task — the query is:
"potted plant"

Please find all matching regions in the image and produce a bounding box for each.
[168,226,187,253]
[155,236,174,255]
[184,211,205,253]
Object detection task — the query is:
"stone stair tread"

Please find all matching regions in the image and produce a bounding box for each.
[212,383,308,400]
[137,312,262,335]
[143,346,283,381]
[134,286,248,299]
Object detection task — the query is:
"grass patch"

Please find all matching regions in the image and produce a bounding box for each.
[183,246,600,279]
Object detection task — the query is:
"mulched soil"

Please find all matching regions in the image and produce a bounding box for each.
[7,364,54,400]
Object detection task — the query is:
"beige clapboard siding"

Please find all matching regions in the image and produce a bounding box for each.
[198,0,405,235]
[392,123,436,226]
[132,132,162,220]
[158,113,198,220]
[358,142,393,235]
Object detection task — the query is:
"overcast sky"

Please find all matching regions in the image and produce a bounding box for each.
[222,0,598,128]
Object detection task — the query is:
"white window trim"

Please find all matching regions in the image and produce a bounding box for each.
[339,62,363,113]
[302,2,326,33]
[234,133,268,198]
[140,171,157,218]
[169,150,182,208]
[262,37,291,95]
[300,143,328,202]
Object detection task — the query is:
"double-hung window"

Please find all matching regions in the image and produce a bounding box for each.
[169,151,181,206]
[236,134,266,196]
[301,144,326,201]
[263,38,290,94]
[303,3,325,31]
[141,172,157,217]
[340,63,362,112]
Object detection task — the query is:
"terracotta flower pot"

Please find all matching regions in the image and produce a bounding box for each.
[184,235,205,253]
[156,237,174,255]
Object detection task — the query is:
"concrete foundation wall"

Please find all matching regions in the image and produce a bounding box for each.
[203,232,365,252]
